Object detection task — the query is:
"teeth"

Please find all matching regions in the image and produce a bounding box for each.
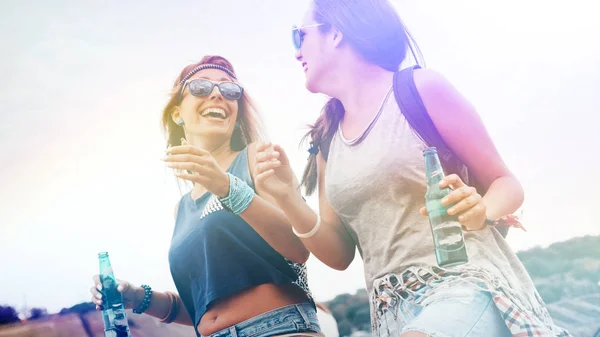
[201,108,226,118]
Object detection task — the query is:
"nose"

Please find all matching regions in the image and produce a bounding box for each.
[209,86,223,101]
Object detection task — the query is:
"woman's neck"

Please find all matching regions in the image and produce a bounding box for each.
[186,135,237,169]
[334,64,395,121]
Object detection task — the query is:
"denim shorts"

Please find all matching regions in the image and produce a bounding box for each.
[201,302,322,337]
[376,278,512,337]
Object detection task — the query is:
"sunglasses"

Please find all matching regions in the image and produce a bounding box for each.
[291,23,324,50]
[179,79,244,101]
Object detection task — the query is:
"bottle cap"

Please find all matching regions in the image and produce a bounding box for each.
[423,147,437,155]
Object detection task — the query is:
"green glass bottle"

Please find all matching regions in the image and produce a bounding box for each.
[423,147,468,267]
[98,252,131,337]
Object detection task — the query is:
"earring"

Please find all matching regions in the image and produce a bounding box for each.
[177,119,184,126]
[234,123,240,130]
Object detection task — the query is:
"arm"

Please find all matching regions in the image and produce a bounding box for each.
[133,288,193,325]
[240,142,310,263]
[164,143,309,263]
[261,146,356,271]
[414,68,524,223]
[91,276,192,326]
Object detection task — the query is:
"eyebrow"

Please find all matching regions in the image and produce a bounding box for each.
[197,76,233,82]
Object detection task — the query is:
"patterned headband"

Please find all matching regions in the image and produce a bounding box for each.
[178,64,237,86]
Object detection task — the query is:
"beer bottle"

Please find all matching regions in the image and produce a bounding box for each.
[98,252,131,337]
[423,147,468,267]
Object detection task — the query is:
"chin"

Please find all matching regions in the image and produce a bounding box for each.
[190,125,232,138]
[304,75,322,94]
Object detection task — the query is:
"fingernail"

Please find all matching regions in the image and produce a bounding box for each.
[458,215,465,221]
[96,284,102,291]
[448,207,455,214]
[442,197,448,204]
[117,285,123,292]
[96,293,103,299]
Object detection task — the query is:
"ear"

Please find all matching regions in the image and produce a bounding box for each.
[171,106,181,124]
[331,27,343,48]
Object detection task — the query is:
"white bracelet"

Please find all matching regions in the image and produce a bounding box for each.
[292,217,322,239]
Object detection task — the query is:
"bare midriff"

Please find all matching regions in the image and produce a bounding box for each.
[197,283,308,336]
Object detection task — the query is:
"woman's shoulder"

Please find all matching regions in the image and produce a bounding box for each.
[412,67,454,95]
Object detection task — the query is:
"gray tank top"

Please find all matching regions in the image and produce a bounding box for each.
[325,86,545,315]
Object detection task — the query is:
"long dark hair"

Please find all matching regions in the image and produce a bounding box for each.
[301,0,423,195]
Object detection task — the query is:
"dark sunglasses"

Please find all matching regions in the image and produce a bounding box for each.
[179,79,243,101]
[291,23,324,50]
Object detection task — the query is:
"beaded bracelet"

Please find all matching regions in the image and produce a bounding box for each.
[218,173,255,214]
[133,284,152,314]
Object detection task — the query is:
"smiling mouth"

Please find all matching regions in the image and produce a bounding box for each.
[200,108,227,120]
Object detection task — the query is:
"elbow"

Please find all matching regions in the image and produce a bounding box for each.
[287,246,311,264]
[515,180,525,208]
[324,251,355,271]
[330,262,350,271]
[493,174,524,210]
[296,248,311,264]
[508,174,525,208]
[329,259,352,271]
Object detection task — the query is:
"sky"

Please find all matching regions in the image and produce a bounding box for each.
[1,0,599,314]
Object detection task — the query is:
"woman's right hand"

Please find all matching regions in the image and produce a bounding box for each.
[254,142,296,201]
[90,275,143,311]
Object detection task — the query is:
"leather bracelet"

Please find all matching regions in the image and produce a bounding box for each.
[158,292,174,322]
[168,294,180,323]
[132,284,152,314]
[463,214,526,232]
[485,214,527,232]
[159,291,180,324]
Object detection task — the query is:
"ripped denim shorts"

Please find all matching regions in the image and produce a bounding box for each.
[200,302,322,337]
[371,268,512,337]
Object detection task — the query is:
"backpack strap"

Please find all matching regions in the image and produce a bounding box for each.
[393,66,509,238]
[393,65,453,159]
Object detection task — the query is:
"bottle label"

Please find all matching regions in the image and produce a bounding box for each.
[103,305,130,336]
[112,305,128,326]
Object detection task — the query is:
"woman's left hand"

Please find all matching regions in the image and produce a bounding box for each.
[419,174,487,231]
[163,140,230,197]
